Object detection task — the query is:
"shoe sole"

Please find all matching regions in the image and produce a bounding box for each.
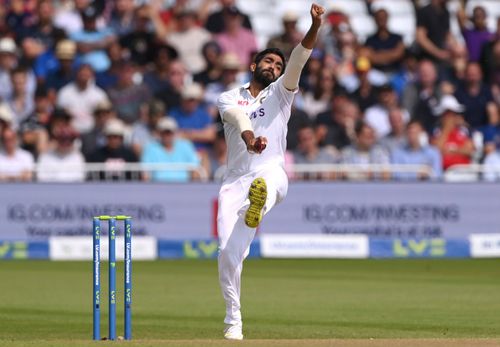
[245,177,267,228]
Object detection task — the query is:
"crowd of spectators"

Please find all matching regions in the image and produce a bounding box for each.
[0,0,499,182]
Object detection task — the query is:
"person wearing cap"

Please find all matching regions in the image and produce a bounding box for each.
[215,4,325,340]
[80,100,117,158]
[45,39,79,93]
[349,56,378,112]
[362,5,405,74]
[170,83,216,150]
[430,95,474,170]
[0,127,35,182]
[87,118,138,180]
[266,10,303,58]
[37,124,85,182]
[164,9,212,74]
[215,5,258,67]
[56,64,109,134]
[141,116,200,182]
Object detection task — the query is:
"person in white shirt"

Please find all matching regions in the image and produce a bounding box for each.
[0,128,34,181]
[216,3,325,340]
[37,125,85,182]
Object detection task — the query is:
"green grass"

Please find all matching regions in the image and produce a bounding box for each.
[0,259,499,346]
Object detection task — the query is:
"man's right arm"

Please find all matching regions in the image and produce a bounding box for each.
[282,4,324,91]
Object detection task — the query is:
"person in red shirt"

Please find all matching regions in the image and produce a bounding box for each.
[431,95,474,170]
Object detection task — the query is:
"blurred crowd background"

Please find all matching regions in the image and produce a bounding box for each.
[0,0,499,182]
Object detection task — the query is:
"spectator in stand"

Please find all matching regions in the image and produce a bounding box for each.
[45,39,78,95]
[141,117,200,182]
[480,18,500,86]
[266,11,302,58]
[349,56,378,112]
[18,86,52,159]
[194,41,224,86]
[483,150,500,182]
[365,84,409,139]
[54,0,104,35]
[0,38,36,105]
[94,41,124,90]
[107,60,152,125]
[143,43,178,96]
[0,127,34,181]
[5,0,35,38]
[454,62,498,130]
[430,95,474,171]
[403,60,442,134]
[56,64,109,134]
[298,48,325,93]
[37,124,85,182]
[118,5,157,69]
[80,99,116,159]
[415,0,454,66]
[7,67,35,128]
[391,120,442,180]
[108,0,136,37]
[215,6,257,67]
[293,125,339,180]
[151,59,186,110]
[363,6,405,74]
[457,4,493,62]
[340,120,390,180]
[170,83,216,150]
[379,107,408,153]
[0,103,14,136]
[204,0,253,34]
[87,118,138,180]
[208,130,227,181]
[286,107,312,151]
[391,49,419,100]
[70,6,116,73]
[131,99,165,157]
[204,53,242,115]
[164,10,212,75]
[316,97,359,151]
[18,0,66,62]
[300,67,341,120]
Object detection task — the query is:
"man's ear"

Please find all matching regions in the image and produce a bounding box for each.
[250,63,256,72]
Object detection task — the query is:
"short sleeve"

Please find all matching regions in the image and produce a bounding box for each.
[272,76,297,104]
[216,91,237,121]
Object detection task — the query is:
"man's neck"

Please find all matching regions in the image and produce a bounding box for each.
[248,80,265,98]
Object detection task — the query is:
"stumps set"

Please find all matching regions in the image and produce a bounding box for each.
[93,215,132,341]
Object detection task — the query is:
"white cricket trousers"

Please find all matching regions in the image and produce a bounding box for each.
[217,165,288,326]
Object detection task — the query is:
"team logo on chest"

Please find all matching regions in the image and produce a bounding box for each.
[249,107,265,119]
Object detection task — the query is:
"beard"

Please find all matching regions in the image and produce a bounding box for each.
[253,66,277,88]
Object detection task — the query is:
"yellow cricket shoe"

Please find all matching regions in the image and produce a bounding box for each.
[244,177,267,228]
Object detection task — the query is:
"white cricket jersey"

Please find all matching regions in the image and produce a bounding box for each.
[217,76,296,176]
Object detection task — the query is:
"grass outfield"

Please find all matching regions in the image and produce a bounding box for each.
[0,259,499,347]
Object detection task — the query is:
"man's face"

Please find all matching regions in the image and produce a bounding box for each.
[374,9,388,30]
[253,53,284,88]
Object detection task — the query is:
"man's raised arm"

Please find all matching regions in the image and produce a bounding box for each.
[283,3,325,91]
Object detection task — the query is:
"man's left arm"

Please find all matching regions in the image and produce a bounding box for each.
[282,3,324,91]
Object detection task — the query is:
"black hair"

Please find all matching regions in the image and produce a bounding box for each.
[253,48,286,73]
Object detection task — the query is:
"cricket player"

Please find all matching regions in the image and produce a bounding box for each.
[216,3,325,340]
